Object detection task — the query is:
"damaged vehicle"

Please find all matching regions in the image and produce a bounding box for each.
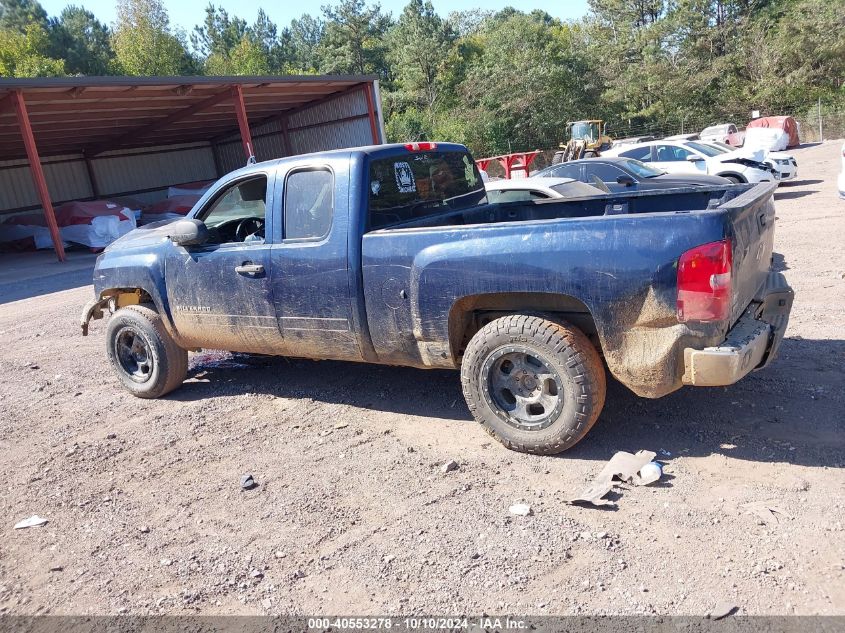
[81,142,793,455]
[603,139,780,184]
[702,140,798,182]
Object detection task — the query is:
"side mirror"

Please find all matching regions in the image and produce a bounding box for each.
[686,155,704,162]
[616,175,635,187]
[167,218,208,246]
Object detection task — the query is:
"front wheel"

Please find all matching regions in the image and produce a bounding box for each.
[724,175,744,184]
[460,315,606,455]
[105,304,188,398]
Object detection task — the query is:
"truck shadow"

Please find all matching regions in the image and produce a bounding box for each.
[565,336,845,469]
[774,190,816,201]
[173,336,844,469]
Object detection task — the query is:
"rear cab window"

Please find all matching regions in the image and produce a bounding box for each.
[367,148,487,230]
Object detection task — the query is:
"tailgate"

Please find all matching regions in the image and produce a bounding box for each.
[718,182,778,325]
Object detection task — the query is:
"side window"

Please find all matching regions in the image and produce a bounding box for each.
[620,146,652,161]
[548,164,581,180]
[284,168,333,240]
[487,189,549,203]
[198,176,267,245]
[583,163,625,182]
[654,144,692,162]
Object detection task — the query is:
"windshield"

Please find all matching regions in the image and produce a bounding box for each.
[367,150,486,230]
[549,181,605,197]
[618,158,665,178]
[684,141,723,157]
[701,125,728,136]
[571,122,600,142]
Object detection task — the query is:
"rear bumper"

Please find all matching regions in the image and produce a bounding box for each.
[682,272,793,387]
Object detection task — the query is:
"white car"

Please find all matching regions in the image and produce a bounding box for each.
[602,139,779,184]
[706,140,797,181]
[484,177,605,203]
[838,142,845,199]
[700,123,739,144]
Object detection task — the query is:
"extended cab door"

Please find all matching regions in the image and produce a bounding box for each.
[163,172,287,354]
[269,156,363,362]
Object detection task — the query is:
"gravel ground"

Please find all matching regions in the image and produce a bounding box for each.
[0,140,843,617]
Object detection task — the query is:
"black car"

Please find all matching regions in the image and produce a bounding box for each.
[533,157,731,192]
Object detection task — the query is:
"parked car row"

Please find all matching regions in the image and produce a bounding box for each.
[601,139,781,184]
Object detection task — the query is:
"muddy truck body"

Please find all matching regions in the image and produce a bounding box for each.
[82,142,793,454]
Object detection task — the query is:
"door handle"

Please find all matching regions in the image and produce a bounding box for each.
[235,263,264,275]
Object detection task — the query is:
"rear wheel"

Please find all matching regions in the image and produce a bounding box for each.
[106,304,188,398]
[460,315,606,455]
[724,175,744,184]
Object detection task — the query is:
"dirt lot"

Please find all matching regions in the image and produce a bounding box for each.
[1,141,843,617]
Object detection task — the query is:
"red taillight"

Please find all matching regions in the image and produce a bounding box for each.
[677,239,732,322]
[405,142,437,151]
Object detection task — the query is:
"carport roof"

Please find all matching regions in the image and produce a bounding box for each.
[0,74,378,160]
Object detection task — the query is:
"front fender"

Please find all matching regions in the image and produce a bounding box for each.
[89,249,175,335]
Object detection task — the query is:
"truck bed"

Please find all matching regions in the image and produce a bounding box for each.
[380,183,751,230]
[361,182,777,398]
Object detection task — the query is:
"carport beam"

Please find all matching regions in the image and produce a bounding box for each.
[363,83,380,144]
[12,90,65,262]
[231,85,254,161]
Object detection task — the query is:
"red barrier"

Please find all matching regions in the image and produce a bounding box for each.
[476,151,542,179]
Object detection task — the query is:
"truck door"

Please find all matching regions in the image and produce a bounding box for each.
[270,160,363,361]
[163,172,287,354]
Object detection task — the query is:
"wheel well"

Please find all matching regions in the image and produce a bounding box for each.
[449,292,600,362]
[718,172,746,183]
[100,287,154,308]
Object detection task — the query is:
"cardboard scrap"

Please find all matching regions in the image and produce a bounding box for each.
[14,515,48,529]
[570,450,656,507]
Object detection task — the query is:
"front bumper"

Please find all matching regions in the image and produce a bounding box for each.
[682,272,794,387]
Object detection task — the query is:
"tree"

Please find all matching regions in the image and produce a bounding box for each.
[0,0,47,33]
[450,10,593,154]
[288,14,323,73]
[112,0,194,75]
[191,4,246,59]
[316,0,391,77]
[387,0,454,122]
[48,5,113,75]
[0,22,64,76]
[205,34,270,75]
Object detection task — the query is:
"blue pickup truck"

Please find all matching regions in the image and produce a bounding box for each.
[81,142,793,454]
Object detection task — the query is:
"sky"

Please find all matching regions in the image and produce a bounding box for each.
[39,0,591,34]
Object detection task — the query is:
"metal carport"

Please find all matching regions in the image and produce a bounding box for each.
[0,75,385,261]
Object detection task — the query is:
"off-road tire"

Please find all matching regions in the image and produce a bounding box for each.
[106,304,188,399]
[460,315,606,455]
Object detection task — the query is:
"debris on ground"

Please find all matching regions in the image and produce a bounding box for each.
[708,601,738,620]
[509,503,532,516]
[240,474,258,490]
[14,515,48,529]
[570,450,657,507]
[638,461,663,485]
[441,460,459,473]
